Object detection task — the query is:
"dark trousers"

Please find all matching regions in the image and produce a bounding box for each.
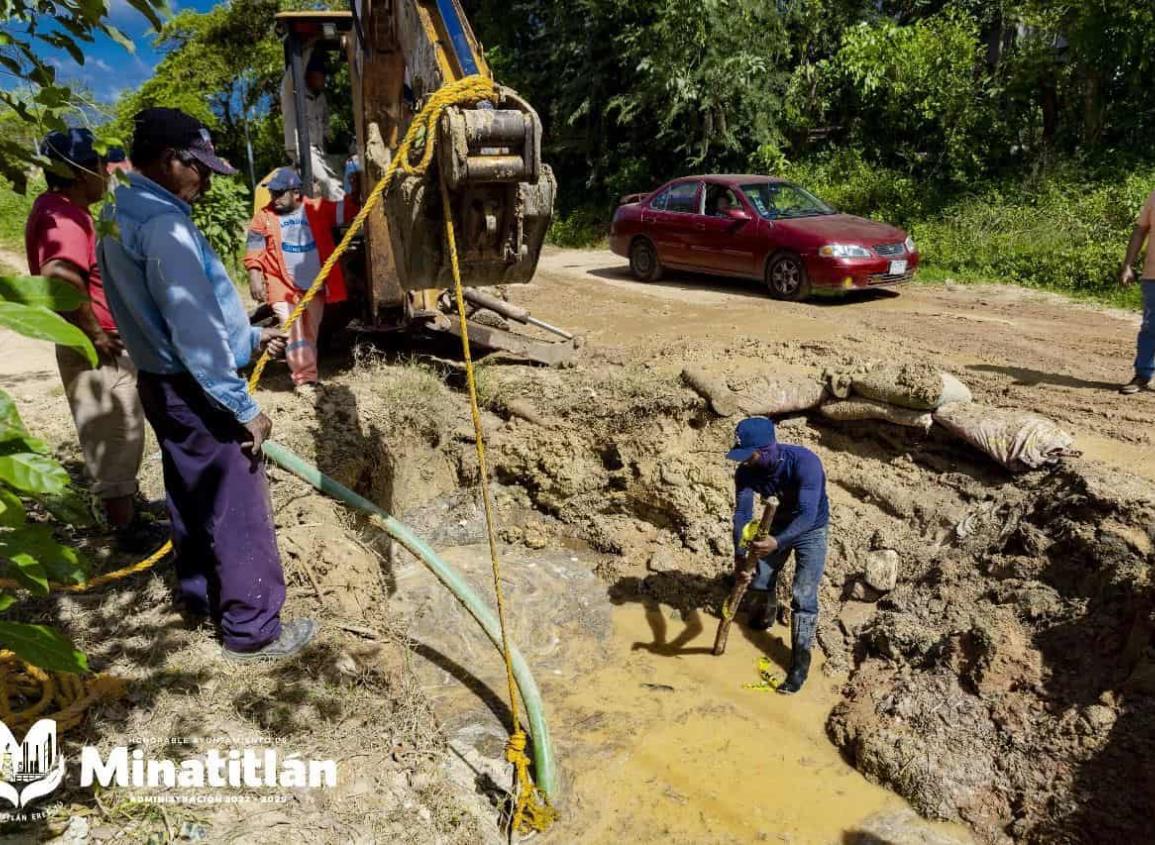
[137,372,285,651]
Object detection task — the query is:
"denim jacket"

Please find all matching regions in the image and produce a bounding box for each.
[98,173,263,423]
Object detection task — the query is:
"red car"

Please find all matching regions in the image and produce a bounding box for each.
[609,175,919,300]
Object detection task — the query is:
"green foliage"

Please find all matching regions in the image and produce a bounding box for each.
[0,275,87,310]
[0,0,165,192]
[0,622,88,673]
[914,163,1152,304]
[0,173,39,253]
[114,0,286,181]
[547,208,608,249]
[0,279,90,672]
[0,301,96,366]
[191,176,253,272]
[829,13,994,180]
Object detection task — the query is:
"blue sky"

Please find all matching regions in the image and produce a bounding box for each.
[40,0,221,104]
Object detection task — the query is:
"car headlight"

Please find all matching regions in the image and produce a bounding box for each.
[905,235,916,253]
[819,243,872,258]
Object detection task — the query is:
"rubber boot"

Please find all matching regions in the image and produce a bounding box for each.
[777,619,811,695]
[747,591,777,631]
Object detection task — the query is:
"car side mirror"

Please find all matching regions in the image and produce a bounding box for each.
[725,208,752,222]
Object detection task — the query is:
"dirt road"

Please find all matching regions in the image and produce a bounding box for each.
[519,248,1153,480]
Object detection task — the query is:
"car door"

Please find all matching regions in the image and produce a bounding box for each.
[683,183,761,276]
[640,181,702,267]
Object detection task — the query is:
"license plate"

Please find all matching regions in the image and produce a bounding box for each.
[888,260,908,275]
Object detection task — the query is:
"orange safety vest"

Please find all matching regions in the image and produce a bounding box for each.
[244,198,348,305]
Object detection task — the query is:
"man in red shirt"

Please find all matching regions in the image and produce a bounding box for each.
[25,129,162,551]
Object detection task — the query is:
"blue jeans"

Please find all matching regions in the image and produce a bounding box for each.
[1135,280,1155,379]
[750,524,828,650]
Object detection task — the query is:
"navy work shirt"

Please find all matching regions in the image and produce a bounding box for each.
[733,444,830,557]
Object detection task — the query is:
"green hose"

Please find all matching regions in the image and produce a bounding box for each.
[261,440,558,800]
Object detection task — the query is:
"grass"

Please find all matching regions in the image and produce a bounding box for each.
[0,174,38,252]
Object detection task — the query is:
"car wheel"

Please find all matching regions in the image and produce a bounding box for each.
[629,238,663,282]
[766,253,812,301]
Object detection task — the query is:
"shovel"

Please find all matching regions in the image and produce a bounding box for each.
[712,496,779,656]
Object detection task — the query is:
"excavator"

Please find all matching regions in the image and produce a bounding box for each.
[266,1,577,366]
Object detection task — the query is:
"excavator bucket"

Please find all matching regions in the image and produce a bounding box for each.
[383,88,557,290]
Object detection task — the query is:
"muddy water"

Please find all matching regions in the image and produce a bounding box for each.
[555,602,974,844]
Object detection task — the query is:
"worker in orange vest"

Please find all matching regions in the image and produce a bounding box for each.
[244,167,347,397]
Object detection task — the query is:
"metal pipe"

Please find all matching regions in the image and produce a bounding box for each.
[288,34,314,197]
[261,440,559,800]
[462,289,574,340]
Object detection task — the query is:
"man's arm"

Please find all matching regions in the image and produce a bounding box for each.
[1121,226,1148,286]
[1122,198,1153,286]
[38,258,122,359]
[243,223,268,303]
[140,214,262,425]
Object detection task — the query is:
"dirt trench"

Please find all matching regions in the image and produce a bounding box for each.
[284,342,1155,844]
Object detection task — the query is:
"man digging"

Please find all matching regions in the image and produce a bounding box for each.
[728,417,829,694]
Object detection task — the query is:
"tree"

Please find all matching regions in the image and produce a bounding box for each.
[114,0,286,183]
[0,0,166,191]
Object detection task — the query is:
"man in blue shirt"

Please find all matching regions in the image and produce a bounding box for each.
[728,416,830,694]
[99,108,314,662]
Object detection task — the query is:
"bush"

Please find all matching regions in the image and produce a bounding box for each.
[190,175,252,275]
[547,207,608,249]
[0,174,41,255]
[914,163,1152,305]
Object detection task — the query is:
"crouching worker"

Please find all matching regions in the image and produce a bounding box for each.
[244,167,347,397]
[98,108,315,662]
[727,416,829,694]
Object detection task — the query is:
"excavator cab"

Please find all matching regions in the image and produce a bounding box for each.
[273,2,572,365]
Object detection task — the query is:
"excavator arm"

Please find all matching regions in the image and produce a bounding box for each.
[275,2,568,364]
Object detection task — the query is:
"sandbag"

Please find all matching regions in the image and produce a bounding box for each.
[846,363,972,410]
[819,398,933,432]
[682,368,826,418]
[933,402,1079,472]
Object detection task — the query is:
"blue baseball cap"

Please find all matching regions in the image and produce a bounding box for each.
[40,128,100,168]
[726,417,776,461]
[267,167,303,192]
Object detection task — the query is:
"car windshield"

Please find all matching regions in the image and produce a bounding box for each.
[740,182,834,220]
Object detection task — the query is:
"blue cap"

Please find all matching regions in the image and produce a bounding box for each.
[267,167,303,192]
[40,128,100,168]
[726,416,776,461]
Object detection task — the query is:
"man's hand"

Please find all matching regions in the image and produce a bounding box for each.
[1121,265,1137,288]
[749,536,779,557]
[242,412,273,456]
[92,330,125,360]
[247,268,266,304]
[260,328,287,360]
[733,558,754,586]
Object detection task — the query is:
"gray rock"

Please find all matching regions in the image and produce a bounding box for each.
[865,549,900,592]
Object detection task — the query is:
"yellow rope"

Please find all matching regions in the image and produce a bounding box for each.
[439,175,556,834]
[1,74,555,832]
